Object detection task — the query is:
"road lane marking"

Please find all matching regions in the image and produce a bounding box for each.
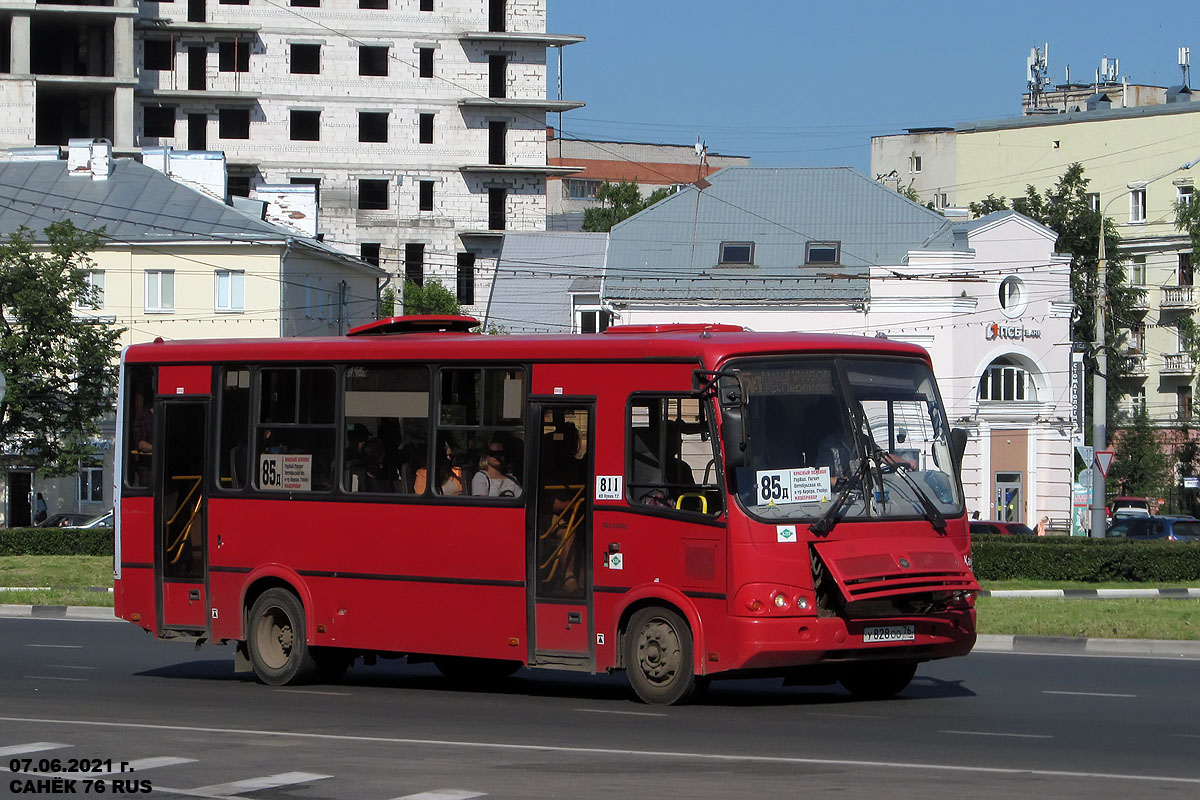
[941,730,1052,739]
[22,757,199,780]
[574,708,667,717]
[5,716,1198,786]
[0,743,71,757]
[23,675,86,681]
[1043,690,1137,698]
[190,771,332,796]
[47,665,96,670]
[392,791,487,800]
[26,644,83,649]
[274,688,351,696]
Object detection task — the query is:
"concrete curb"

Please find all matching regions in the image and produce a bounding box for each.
[974,633,1200,659]
[0,605,119,622]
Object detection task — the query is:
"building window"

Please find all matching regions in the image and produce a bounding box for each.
[577,308,611,334]
[218,108,250,139]
[805,241,840,265]
[419,180,434,211]
[488,187,506,230]
[1130,188,1147,223]
[145,270,175,312]
[978,357,1035,402]
[290,177,320,204]
[419,47,434,78]
[359,0,386,7]
[489,0,506,33]
[218,41,249,72]
[1087,192,1100,213]
[76,270,105,310]
[457,252,475,305]
[565,178,601,199]
[228,175,252,197]
[360,243,381,267]
[909,154,922,173]
[489,120,506,165]
[291,43,320,74]
[419,112,434,143]
[1179,184,1194,206]
[290,110,320,141]
[405,243,425,286]
[79,467,104,503]
[1129,255,1146,286]
[143,106,176,138]
[420,0,433,9]
[1180,386,1193,420]
[1180,253,1194,287]
[1130,387,1147,416]
[291,0,319,7]
[358,179,389,211]
[718,241,754,265]
[144,40,172,71]
[1129,323,1146,352]
[358,111,388,143]
[488,54,506,98]
[220,0,251,4]
[359,46,388,76]
[998,275,1027,316]
[215,270,245,312]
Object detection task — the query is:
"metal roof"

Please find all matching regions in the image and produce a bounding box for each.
[604,167,955,303]
[485,230,608,333]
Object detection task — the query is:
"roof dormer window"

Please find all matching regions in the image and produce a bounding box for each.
[719,241,754,265]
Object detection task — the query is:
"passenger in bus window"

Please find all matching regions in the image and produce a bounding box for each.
[414,435,464,495]
[472,437,521,497]
[347,437,402,493]
[809,400,854,483]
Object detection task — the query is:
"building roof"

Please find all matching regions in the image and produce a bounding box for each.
[0,157,381,273]
[604,167,955,304]
[485,230,608,333]
[955,93,1200,134]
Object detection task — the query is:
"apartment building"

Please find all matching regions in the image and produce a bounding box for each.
[0,0,583,315]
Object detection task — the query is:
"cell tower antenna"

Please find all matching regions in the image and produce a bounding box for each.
[1027,44,1052,109]
[1181,46,1192,87]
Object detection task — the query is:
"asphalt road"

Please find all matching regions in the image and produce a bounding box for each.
[2,617,1199,799]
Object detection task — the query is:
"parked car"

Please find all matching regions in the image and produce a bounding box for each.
[67,510,113,529]
[970,520,1036,535]
[1105,515,1200,541]
[33,512,92,528]
[1108,496,1152,516]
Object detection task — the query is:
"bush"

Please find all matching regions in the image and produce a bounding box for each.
[0,527,113,556]
[971,534,1200,582]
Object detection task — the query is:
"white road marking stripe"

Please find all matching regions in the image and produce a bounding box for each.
[1043,690,1137,698]
[942,729,1053,739]
[190,771,332,796]
[574,708,667,717]
[23,675,86,681]
[274,688,351,696]
[26,644,83,649]
[392,791,487,800]
[4,716,1197,786]
[0,743,71,757]
[34,757,197,779]
[47,665,96,670]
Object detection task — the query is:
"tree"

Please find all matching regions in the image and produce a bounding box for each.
[401,279,460,315]
[1109,407,1170,500]
[968,164,1141,432]
[0,222,124,475]
[379,286,396,318]
[581,180,673,232]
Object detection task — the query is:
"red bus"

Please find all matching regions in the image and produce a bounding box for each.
[114,316,977,704]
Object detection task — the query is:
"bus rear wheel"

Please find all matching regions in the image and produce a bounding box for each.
[246,588,317,686]
[625,607,703,705]
[838,660,917,700]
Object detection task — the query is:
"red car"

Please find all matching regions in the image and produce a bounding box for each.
[970,520,1035,535]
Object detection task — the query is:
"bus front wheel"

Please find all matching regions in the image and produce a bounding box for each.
[624,607,704,705]
[246,588,317,686]
[838,660,917,700]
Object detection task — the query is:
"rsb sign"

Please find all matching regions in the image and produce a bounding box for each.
[985,322,1041,341]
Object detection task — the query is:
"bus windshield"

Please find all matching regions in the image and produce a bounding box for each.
[730,355,963,523]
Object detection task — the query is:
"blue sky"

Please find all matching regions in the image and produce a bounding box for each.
[547,1,1193,173]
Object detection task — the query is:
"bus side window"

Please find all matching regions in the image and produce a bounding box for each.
[627,396,721,516]
[255,367,337,492]
[217,367,251,491]
[436,367,526,499]
[342,364,430,496]
[124,365,156,491]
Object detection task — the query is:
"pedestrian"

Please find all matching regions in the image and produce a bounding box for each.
[34,492,48,525]
[1036,515,1048,537]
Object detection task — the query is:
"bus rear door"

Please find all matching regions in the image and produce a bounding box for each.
[155,399,210,633]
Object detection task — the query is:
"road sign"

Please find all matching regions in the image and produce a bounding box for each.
[1095,450,1115,478]
[1075,444,1093,465]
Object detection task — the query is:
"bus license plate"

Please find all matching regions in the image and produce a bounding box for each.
[863,625,915,643]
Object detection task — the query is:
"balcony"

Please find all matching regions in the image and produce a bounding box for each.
[1160,285,1196,310]
[458,31,585,47]
[459,97,585,113]
[1162,352,1196,375]
[1121,353,1148,376]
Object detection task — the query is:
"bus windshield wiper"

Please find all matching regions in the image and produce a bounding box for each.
[809,456,868,536]
[874,450,947,532]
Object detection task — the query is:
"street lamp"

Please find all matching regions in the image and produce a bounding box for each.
[1091,156,1200,537]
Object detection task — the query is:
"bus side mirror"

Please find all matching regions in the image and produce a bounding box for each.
[718,377,748,468]
[949,427,968,477]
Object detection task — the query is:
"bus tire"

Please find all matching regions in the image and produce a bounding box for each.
[625,606,701,705]
[246,588,317,686]
[838,660,917,700]
[434,656,521,682]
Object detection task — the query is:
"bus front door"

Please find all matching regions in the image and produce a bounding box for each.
[156,400,210,633]
[529,402,593,667]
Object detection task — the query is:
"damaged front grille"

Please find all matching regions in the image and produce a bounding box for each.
[811,539,978,618]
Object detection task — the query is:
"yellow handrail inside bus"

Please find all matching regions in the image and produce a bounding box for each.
[675,493,708,514]
[538,484,585,587]
[165,475,203,565]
